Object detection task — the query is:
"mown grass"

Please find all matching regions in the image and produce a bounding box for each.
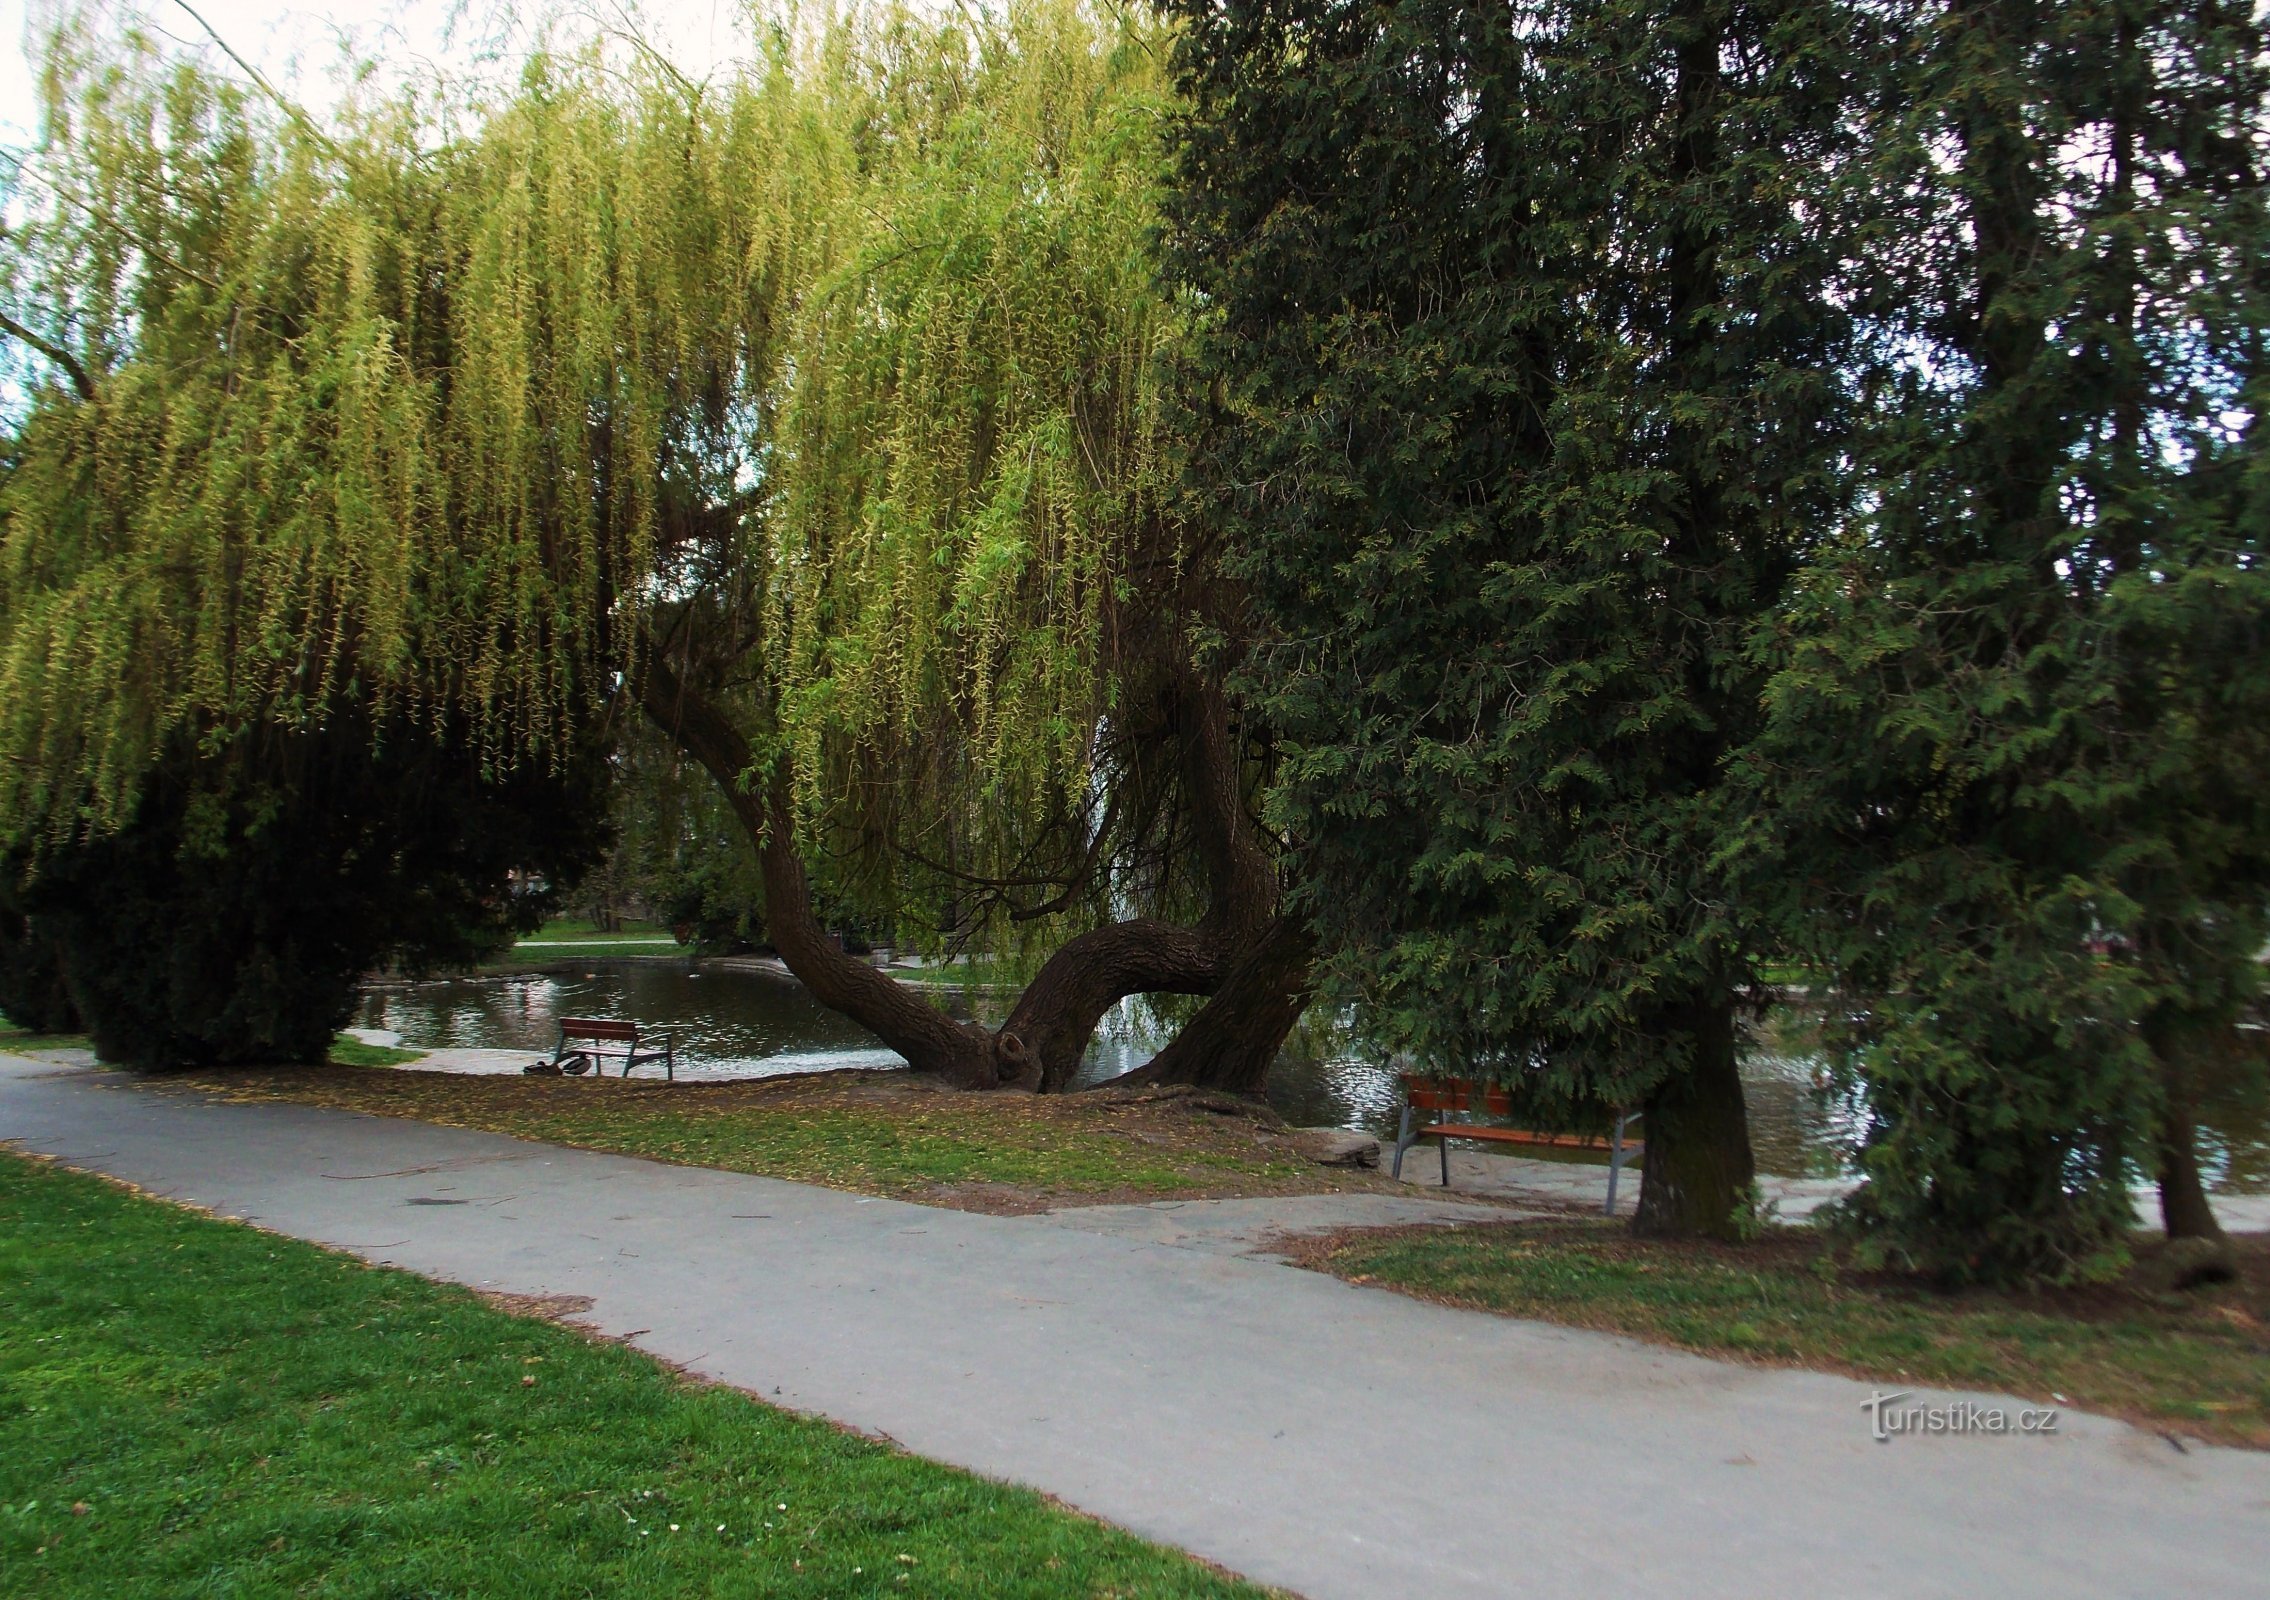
[518,917,671,940]
[0,1017,91,1055]
[2,1023,417,1071]
[1301,1220,2270,1448]
[0,1152,1271,1598]
[490,917,689,962]
[172,1066,1354,1211]
[890,962,1017,991]
[325,1036,427,1069]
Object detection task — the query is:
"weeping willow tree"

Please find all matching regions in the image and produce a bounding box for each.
[0,0,1307,1091]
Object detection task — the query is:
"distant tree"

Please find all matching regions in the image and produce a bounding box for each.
[12,710,607,1070]
[0,869,79,1033]
[1744,0,2270,1280]
[1163,0,1869,1235]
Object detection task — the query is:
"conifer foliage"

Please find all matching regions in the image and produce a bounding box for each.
[1164,0,1868,1236]
[1170,0,2270,1269]
[1746,0,2270,1280]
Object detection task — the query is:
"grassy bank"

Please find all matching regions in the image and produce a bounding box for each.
[0,1016,90,1055]
[326,1036,427,1068]
[3,1024,418,1071]
[0,1152,1270,1598]
[171,1064,1385,1213]
[1294,1220,2270,1449]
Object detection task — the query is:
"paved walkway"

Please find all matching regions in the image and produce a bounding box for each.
[1397,1138,2270,1231]
[3,1054,2265,1600]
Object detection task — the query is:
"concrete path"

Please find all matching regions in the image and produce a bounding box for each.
[1403,1131,2270,1232]
[3,1054,2265,1600]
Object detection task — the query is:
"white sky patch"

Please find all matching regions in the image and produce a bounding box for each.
[0,0,763,147]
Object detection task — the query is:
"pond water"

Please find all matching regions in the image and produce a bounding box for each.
[358,962,2270,1193]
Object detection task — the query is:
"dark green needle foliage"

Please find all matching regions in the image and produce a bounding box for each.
[1164,0,1868,1235]
[1743,0,2270,1280]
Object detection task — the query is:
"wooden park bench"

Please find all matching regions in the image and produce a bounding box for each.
[523,1017,675,1081]
[1391,1074,1642,1215]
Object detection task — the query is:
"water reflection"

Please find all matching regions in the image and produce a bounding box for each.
[359,964,911,1079]
[360,965,2265,1193]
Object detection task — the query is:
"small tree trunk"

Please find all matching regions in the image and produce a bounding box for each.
[1631,997,1757,1240]
[2153,1042,2231,1255]
[2157,1115,2227,1243]
[2139,1009,2236,1285]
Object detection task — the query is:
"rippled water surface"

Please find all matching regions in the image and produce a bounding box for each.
[360,964,2269,1192]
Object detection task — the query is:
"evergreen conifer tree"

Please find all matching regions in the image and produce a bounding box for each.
[1744,0,2270,1280]
[1166,0,1870,1235]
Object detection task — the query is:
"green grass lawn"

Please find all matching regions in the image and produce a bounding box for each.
[517,918,672,941]
[1299,1220,2270,1448]
[890,962,1018,990]
[326,1036,427,1069]
[0,1016,92,1055]
[498,918,688,961]
[175,1067,1344,1211]
[0,1152,1271,1598]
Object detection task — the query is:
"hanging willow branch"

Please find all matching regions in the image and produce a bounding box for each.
[0,0,1182,888]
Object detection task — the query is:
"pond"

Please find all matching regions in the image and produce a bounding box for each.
[358,962,2270,1193]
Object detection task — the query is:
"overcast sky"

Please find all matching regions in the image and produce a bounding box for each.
[0,0,759,145]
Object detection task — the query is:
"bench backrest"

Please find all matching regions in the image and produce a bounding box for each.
[561,1017,639,1045]
[1401,1075,1513,1117]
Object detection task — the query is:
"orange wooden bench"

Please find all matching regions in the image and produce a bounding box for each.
[1392,1074,1641,1214]
[523,1016,675,1081]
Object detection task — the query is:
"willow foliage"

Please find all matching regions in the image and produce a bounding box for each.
[0,2,1177,856]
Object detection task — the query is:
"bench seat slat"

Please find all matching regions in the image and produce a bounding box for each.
[1394,1073,1645,1215]
[561,1017,640,1042]
[1417,1123,1641,1154]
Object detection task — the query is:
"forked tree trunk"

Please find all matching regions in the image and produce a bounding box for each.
[1632,997,1757,1240]
[998,918,1227,1091]
[640,660,1310,1094]
[1114,917,1314,1096]
[641,663,1001,1086]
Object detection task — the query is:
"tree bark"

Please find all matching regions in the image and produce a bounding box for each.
[640,662,1002,1087]
[2157,1114,2227,1245]
[1112,918,1314,1096]
[999,919,1227,1091]
[1171,673,1276,945]
[1632,998,1757,1240]
[641,656,1310,1095]
[2151,1040,2230,1246]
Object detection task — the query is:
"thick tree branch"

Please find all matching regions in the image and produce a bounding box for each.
[999,917,1231,1091]
[639,656,1000,1086]
[1110,917,1315,1095]
[0,312,94,402]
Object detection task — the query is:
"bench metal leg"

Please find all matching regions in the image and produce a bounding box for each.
[1605,1110,1632,1216]
[1439,1133,1451,1188]
[1391,1104,1416,1180]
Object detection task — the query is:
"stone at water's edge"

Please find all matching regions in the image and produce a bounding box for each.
[1292,1128,1381,1169]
